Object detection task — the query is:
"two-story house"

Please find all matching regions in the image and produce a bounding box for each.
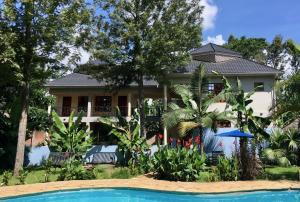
[46,43,282,145]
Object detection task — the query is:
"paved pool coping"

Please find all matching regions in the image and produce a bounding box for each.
[1,176,300,198]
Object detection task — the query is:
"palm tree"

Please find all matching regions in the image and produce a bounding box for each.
[214,72,269,179]
[263,128,300,166]
[163,65,225,153]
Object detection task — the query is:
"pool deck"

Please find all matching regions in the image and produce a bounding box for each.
[1,176,300,198]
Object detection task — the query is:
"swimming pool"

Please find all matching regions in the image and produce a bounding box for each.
[2,188,300,202]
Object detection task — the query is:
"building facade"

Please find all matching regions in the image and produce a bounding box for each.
[46,43,282,145]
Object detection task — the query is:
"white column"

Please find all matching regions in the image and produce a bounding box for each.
[86,122,90,131]
[127,93,132,117]
[163,85,168,145]
[47,105,51,115]
[87,96,92,117]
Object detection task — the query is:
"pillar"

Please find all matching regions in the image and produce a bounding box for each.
[127,93,132,117]
[87,96,92,117]
[163,84,168,145]
[47,105,51,115]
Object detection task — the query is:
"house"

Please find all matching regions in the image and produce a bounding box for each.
[46,43,282,146]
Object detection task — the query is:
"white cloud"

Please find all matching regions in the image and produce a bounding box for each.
[200,0,218,31]
[203,34,226,45]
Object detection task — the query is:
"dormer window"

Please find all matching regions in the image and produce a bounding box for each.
[208,83,224,95]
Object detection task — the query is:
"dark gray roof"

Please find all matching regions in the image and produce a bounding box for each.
[190,43,241,57]
[185,58,283,75]
[46,73,158,88]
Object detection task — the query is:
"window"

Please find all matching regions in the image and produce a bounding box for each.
[95,96,112,112]
[254,82,264,92]
[207,83,224,95]
[78,96,88,113]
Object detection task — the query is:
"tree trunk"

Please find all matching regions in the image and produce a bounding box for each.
[239,137,248,180]
[138,72,145,137]
[13,82,29,176]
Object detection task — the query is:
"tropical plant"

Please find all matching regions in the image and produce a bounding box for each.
[1,171,11,186]
[215,156,239,181]
[99,109,149,166]
[214,72,269,180]
[17,169,28,185]
[50,111,93,158]
[163,65,225,153]
[58,158,95,181]
[151,146,206,181]
[262,129,300,166]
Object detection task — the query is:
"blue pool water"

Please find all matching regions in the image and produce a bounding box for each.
[2,188,300,202]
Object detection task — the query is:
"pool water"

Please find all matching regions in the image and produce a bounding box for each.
[2,188,300,202]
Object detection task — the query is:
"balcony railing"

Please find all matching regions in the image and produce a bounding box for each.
[60,107,87,116]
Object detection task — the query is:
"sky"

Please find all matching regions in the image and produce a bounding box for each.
[202,0,300,45]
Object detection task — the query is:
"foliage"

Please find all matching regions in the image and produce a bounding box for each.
[274,71,300,127]
[225,35,297,72]
[50,111,92,157]
[163,65,225,153]
[215,156,239,181]
[1,171,11,186]
[151,146,206,181]
[58,158,95,181]
[99,109,149,166]
[215,72,269,180]
[85,0,203,137]
[263,166,299,180]
[17,169,28,185]
[27,107,52,133]
[262,129,300,166]
[225,35,268,63]
[0,0,92,175]
[42,159,53,183]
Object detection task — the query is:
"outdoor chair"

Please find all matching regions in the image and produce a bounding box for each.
[48,152,72,166]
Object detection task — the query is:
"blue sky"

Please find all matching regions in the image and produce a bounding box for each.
[202,0,300,44]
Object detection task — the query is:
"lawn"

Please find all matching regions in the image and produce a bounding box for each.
[264,166,299,180]
[0,165,137,186]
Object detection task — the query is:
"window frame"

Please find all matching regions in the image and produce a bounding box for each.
[94,96,112,112]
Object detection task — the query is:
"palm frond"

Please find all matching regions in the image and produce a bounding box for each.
[177,121,200,137]
[162,108,195,129]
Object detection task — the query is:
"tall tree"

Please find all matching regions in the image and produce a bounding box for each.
[267,35,286,71]
[225,35,268,64]
[0,0,91,175]
[285,40,300,74]
[87,0,203,136]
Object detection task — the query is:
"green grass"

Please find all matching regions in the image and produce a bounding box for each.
[264,166,299,180]
[0,165,137,186]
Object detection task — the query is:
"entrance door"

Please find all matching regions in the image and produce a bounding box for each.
[62,96,72,116]
[118,96,127,116]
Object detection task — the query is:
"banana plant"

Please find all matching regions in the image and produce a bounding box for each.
[163,65,226,153]
[213,71,270,179]
[50,111,92,157]
[99,108,149,165]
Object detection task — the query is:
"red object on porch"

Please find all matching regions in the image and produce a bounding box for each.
[194,136,201,144]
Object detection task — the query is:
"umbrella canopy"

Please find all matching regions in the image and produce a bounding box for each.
[216,129,254,138]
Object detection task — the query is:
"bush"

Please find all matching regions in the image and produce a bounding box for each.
[215,156,239,181]
[1,171,11,186]
[58,159,95,181]
[151,146,206,181]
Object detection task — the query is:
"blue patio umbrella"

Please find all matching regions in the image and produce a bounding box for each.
[216,129,254,138]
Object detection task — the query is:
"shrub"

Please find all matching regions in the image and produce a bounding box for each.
[215,156,239,181]
[18,169,28,184]
[151,146,206,181]
[42,159,53,182]
[136,152,152,174]
[58,159,95,181]
[1,171,11,186]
